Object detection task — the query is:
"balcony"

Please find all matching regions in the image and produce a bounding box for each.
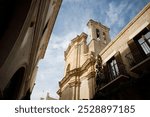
[96,62,129,93]
[99,75,129,92]
[125,52,150,74]
[126,29,150,74]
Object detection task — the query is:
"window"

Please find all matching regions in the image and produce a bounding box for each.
[103,32,106,43]
[137,28,150,55]
[96,29,100,39]
[108,58,119,80]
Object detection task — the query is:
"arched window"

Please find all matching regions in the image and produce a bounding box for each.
[96,29,100,39]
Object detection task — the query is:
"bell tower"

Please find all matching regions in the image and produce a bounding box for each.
[87,19,111,55]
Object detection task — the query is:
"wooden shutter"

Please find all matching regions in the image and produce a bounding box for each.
[103,63,109,83]
[127,39,145,63]
[114,52,126,75]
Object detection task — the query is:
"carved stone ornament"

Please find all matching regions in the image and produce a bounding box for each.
[95,55,105,89]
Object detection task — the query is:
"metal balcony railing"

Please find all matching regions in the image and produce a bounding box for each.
[96,62,128,91]
[125,50,150,74]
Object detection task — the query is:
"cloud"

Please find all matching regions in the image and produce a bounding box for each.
[31,31,81,99]
[50,32,78,50]
[31,0,150,100]
[64,0,81,3]
[105,1,128,26]
[54,0,97,37]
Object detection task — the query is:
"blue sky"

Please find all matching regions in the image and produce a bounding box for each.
[31,0,150,99]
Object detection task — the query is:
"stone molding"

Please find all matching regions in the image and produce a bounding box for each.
[59,56,96,87]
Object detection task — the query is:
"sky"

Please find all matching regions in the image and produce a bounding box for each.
[31,0,150,99]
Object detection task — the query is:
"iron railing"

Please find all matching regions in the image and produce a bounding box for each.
[96,62,127,90]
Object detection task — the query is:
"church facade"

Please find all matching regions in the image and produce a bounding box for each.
[57,3,150,100]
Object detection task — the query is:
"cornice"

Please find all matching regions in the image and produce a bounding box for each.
[59,57,96,87]
[64,33,88,60]
[69,80,81,87]
[87,71,96,80]
[87,19,110,31]
[57,89,61,95]
[100,2,150,56]
[81,57,96,73]
[59,68,80,87]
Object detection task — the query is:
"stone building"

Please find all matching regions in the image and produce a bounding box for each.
[40,92,57,100]
[57,2,150,100]
[0,0,62,99]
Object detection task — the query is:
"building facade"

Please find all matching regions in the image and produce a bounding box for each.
[58,2,150,100]
[40,92,57,100]
[0,0,62,99]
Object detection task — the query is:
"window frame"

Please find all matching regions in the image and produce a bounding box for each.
[108,57,119,80]
[135,28,150,56]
